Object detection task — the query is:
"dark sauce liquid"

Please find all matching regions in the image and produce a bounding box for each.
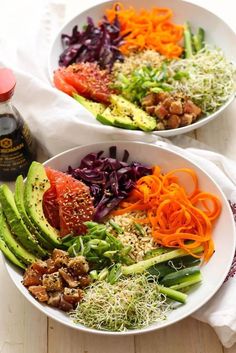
[0,112,36,181]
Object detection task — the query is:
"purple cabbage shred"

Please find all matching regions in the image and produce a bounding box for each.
[59,15,128,70]
[67,146,152,221]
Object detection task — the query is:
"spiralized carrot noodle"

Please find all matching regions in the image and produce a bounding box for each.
[111,166,222,261]
[105,2,184,58]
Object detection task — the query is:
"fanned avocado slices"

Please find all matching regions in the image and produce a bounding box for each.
[24,161,62,247]
[0,236,26,269]
[97,106,138,129]
[0,184,47,258]
[0,205,38,265]
[15,175,53,250]
[73,93,106,116]
[110,95,156,132]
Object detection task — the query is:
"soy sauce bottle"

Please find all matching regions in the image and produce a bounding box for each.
[0,68,36,181]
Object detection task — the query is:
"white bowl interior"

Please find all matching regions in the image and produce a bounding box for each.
[48,0,236,137]
[4,141,236,335]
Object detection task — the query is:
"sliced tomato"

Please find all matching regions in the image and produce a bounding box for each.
[44,167,95,237]
[54,62,114,104]
[91,90,110,104]
[62,70,91,99]
[53,69,77,96]
[43,185,60,229]
[43,167,65,229]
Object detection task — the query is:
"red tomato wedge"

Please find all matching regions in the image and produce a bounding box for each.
[43,185,60,229]
[53,69,77,96]
[62,70,91,99]
[43,167,95,237]
[53,62,114,104]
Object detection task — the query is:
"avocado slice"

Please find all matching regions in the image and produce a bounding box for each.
[96,107,115,126]
[114,115,138,130]
[24,161,61,247]
[97,107,137,130]
[0,237,26,269]
[15,175,53,250]
[0,184,47,258]
[73,93,106,116]
[110,95,156,132]
[0,205,37,265]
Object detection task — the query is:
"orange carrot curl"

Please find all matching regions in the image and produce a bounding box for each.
[105,2,184,58]
[111,166,222,261]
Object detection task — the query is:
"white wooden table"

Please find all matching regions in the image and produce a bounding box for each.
[1,1,236,352]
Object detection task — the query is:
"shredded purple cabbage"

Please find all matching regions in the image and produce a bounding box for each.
[67,147,152,221]
[59,14,128,70]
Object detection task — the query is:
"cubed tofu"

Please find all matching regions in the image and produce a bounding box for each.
[23,267,42,287]
[78,276,91,288]
[59,268,79,288]
[31,260,48,275]
[28,286,49,302]
[51,249,69,268]
[166,115,181,129]
[141,93,156,107]
[154,104,168,120]
[46,258,57,274]
[42,272,64,291]
[47,292,62,307]
[63,287,84,305]
[156,92,170,103]
[180,113,193,126]
[169,101,183,115]
[183,100,201,118]
[59,296,74,312]
[68,256,89,276]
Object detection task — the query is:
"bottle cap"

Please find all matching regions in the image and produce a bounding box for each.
[0,68,16,102]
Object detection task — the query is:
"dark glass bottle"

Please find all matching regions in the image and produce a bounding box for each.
[0,68,36,181]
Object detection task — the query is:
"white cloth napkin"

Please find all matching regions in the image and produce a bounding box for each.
[1,0,236,348]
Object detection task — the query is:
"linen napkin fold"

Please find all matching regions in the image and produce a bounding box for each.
[1,0,236,348]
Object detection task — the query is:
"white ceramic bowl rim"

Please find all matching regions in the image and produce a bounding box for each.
[3,141,236,335]
[47,0,236,137]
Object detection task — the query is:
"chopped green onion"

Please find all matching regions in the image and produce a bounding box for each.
[134,222,146,236]
[109,220,124,234]
[89,270,98,280]
[97,267,109,281]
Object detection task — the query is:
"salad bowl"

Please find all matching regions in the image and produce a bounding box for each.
[2,141,236,335]
[48,0,236,137]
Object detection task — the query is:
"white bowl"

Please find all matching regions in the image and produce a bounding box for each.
[3,141,236,335]
[48,0,236,137]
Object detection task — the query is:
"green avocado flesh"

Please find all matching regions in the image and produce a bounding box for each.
[15,175,52,251]
[97,106,138,130]
[0,205,37,265]
[114,115,138,130]
[110,95,156,132]
[0,236,26,269]
[24,161,61,247]
[0,184,46,258]
[74,92,156,132]
[73,93,106,116]
[96,107,115,126]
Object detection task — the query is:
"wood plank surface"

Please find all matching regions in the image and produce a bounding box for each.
[135,318,224,353]
[1,1,236,353]
[48,321,135,353]
[0,256,47,353]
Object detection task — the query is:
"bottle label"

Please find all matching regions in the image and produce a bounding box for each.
[0,122,35,179]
